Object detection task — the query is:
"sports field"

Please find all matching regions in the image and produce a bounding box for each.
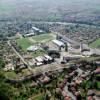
[89,38,100,48]
[17,38,33,50]
[17,33,54,50]
[32,34,54,43]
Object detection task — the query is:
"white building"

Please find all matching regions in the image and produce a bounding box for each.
[27,46,39,52]
[35,56,44,62]
[32,26,43,33]
[44,55,52,61]
[52,40,65,47]
[25,32,35,37]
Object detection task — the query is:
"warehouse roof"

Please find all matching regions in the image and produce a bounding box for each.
[52,40,65,47]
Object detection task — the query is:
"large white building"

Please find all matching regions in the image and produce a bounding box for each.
[32,26,43,33]
[52,40,65,47]
[25,33,35,37]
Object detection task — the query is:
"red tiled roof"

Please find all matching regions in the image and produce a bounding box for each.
[94,67,100,74]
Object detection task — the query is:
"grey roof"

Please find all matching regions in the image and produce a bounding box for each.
[81,43,90,51]
[59,34,80,46]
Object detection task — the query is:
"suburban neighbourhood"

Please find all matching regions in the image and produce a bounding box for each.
[0,24,99,100]
[0,0,100,100]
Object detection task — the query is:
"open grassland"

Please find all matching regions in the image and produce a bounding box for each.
[90,38,100,48]
[5,71,20,79]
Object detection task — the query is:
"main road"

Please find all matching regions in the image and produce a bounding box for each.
[7,40,33,72]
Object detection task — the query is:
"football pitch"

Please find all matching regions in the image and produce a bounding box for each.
[17,33,54,50]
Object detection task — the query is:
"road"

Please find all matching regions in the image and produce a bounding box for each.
[64,68,83,100]
[7,41,33,72]
[64,85,76,100]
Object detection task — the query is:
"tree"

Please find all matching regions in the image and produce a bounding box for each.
[0,82,14,100]
[0,59,5,69]
[65,43,68,52]
[0,71,15,100]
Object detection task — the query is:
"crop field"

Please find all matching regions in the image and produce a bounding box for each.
[89,38,100,48]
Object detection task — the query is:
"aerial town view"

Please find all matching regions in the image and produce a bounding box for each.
[0,0,100,100]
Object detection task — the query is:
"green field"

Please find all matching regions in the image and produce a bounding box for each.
[17,34,54,50]
[17,38,33,50]
[32,34,54,43]
[0,4,15,13]
[32,50,46,58]
[5,71,19,79]
[90,38,100,48]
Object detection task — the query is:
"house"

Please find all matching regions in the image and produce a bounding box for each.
[35,56,44,62]
[4,64,14,71]
[35,56,44,66]
[94,67,100,74]
[64,96,71,100]
[38,75,51,84]
[44,55,52,61]
[41,76,51,84]
[80,43,90,52]
[35,55,54,66]
[75,77,83,85]
[63,56,80,62]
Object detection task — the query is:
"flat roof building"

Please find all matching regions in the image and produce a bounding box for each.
[44,55,52,61]
[35,56,44,62]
